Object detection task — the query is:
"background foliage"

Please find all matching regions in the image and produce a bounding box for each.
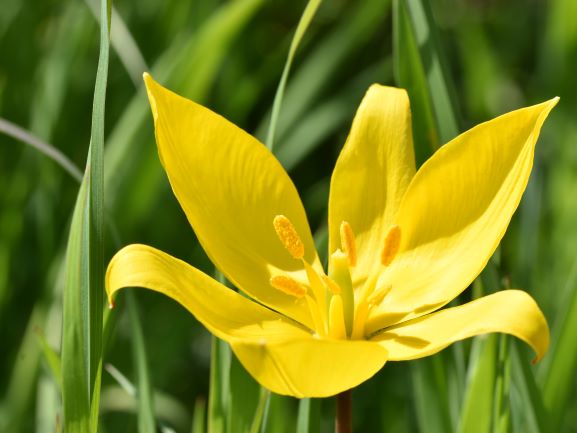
[1,0,576,432]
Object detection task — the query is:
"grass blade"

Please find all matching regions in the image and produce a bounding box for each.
[393,0,439,162]
[493,336,512,433]
[0,118,82,182]
[208,335,232,433]
[61,176,91,431]
[85,0,148,86]
[398,0,459,144]
[265,0,323,150]
[191,398,207,433]
[257,0,390,146]
[510,342,547,433]
[127,291,156,433]
[296,399,321,433]
[61,0,110,430]
[457,336,497,433]
[411,356,454,433]
[227,355,261,433]
[542,258,577,430]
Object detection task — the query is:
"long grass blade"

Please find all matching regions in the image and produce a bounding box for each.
[543,257,577,430]
[265,0,323,150]
[127,291,156,433]
[397,0,459,144]
[61,0,110,430]
[84,0,148,86]
[61,176,91,431]
[457,336,497,433]
[510,342,547,433]
[0,118,82,182]
[257,0,390,146]
[296,399,321,433]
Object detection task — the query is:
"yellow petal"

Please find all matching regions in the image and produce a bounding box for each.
[106,244,312,342]
[368,97,558,329]
[143,74,319,327]
[328,85,416,283]
[373,290,549,362]
[231,337,388,398]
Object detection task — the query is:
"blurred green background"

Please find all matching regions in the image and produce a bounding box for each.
[1,0,576,432]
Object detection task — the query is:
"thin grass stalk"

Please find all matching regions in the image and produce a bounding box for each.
[265,0,323,150]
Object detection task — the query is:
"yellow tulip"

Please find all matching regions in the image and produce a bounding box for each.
[106,73,556,398]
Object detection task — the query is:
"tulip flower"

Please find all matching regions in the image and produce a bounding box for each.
[107,73,555,401]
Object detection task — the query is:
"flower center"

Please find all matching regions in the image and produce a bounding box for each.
[271,215,401,340]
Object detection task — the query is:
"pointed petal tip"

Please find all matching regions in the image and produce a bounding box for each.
[142,73,160,120]
[365,83,409,100]
[544,95,560,110]
[142,72,157,94]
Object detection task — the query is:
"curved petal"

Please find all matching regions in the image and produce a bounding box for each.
[231,337,388,398]
[368,97,558,328]
[144,74,319,327]
[106,244,313,342]
[328,85,416,283]
[373,290,549,362]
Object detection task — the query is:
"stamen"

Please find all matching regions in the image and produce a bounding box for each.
[273,215,304,259]
[351,301,369,340]
[381,225,401,266]
[328,294,346,339]
[321,275,341,295]
[270,275,307,298]
[339,221,357,266]
[368,284,392,306]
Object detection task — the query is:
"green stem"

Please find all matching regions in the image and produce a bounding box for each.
[335,390,352,433]
[249,387,270,433]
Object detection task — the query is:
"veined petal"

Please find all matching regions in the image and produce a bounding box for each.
[106,244,312,342]
[368,97,558,329]
[373,290,549,362]
[328,85,416,283]
[144,74,319,327]
[231,337,388,398]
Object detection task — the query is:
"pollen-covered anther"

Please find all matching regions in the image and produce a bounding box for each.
[381,225,401,266]
[270,275,307,298]
[273,215,305,259]
[339,221,357,266]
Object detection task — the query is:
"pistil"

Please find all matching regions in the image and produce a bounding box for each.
[329,250,354,337]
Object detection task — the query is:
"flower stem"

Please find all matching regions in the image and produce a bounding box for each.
[335,390,352,433]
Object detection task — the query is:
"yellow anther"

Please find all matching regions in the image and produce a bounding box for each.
[321,275,341,295]
[339,221,357,266]
[273,215,304,259]
[270,275,307,298]
[381,225,401,266]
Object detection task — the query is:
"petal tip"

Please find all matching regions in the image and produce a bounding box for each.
[548,96,560,111]
[142,73,160,120]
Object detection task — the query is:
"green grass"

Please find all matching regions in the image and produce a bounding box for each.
[1,0,576,432]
